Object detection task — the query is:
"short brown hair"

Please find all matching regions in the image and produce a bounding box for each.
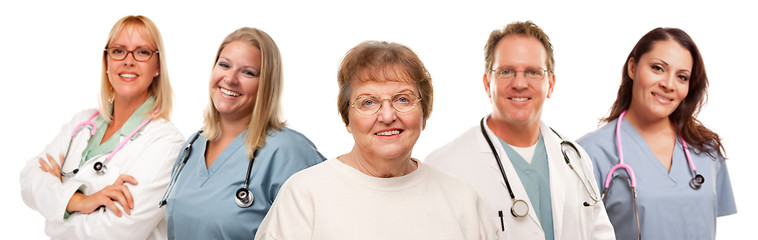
[337,41,433,126]
[484,20,554,74]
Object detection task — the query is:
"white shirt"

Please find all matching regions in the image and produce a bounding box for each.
[255,158,498,240]
[510,142,537,164]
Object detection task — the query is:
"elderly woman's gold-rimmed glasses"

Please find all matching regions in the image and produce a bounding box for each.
[351,92,421,116]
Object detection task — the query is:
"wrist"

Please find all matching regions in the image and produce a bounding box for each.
[66,191,84,213]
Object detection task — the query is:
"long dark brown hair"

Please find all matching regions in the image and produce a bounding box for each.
[603,27,725,159]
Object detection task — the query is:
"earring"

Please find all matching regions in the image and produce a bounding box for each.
[155,72,159,77]
[346,126,352,133]
[106,70,109,74]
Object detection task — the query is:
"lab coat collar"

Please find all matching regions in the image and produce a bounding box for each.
[477,115,542,229]
[477,116,571,239]
[82,97,155,163]
[541,122,569,240]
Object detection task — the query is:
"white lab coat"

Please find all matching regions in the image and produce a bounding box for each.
[425,118,615,240]
[20,109,184,240]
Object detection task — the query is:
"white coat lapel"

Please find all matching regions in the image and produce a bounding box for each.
[479,117,542,228]
[542,122,569,240]
[60,130,91,177]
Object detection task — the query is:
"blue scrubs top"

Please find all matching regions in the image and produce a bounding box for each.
[578,118,736,240]
[499,134,554,240]
[166,127,325,239]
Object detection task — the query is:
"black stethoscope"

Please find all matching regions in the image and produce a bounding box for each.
[159,130,256,208]
[479,117,602,220]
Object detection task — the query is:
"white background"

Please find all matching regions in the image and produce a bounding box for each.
[1,0,754,238]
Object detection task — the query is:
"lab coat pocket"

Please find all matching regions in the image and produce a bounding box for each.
[491,215,505,232]
[490,216,507,240]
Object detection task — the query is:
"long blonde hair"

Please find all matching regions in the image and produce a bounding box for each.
[202,27,285,158]
[99,15,173,121]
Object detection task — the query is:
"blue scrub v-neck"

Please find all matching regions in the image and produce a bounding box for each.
[578,118,737,240]
[620,119,684,185]
[195,131,247,184]
[166,127,325,239]
[498,134,554,240]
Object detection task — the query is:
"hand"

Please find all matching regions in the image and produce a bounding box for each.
[38,153,64,181]
[66,174,139,217]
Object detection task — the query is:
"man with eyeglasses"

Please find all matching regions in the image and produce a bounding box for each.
[425,21,615,240]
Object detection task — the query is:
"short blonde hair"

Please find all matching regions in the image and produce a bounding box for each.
[99,15,173,121]
[337,40,433,126]
[202,27,285,158]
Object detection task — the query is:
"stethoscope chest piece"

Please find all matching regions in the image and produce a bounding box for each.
[511,199,529,217]
[690,173,705,190]
[62,110,156,178]
[159,131,258,209]
[93,161,106,175]
[235,188,254,208]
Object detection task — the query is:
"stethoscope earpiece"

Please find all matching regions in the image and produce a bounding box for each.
[235,188,254,208]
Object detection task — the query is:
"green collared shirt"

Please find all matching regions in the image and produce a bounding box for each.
[80,97,155,165]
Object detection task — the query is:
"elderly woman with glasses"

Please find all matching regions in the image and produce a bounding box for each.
[255,41,497,240]
[20,15,184,239]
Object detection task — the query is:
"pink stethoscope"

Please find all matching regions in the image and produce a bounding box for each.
[601,110,705,240]
[60,109,156,177]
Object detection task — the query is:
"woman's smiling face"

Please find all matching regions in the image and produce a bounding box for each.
[347,71,424,161]
[209,40,262,120]
[106,25,159,102]
[628,39,692,121]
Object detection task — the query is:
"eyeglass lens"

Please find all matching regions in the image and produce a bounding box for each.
[106,47,156,61]
[353,93,419,115]
[492,67,546,81]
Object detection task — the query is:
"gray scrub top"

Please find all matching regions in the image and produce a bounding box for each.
[165,128,325,239]
[578,118,736,240]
